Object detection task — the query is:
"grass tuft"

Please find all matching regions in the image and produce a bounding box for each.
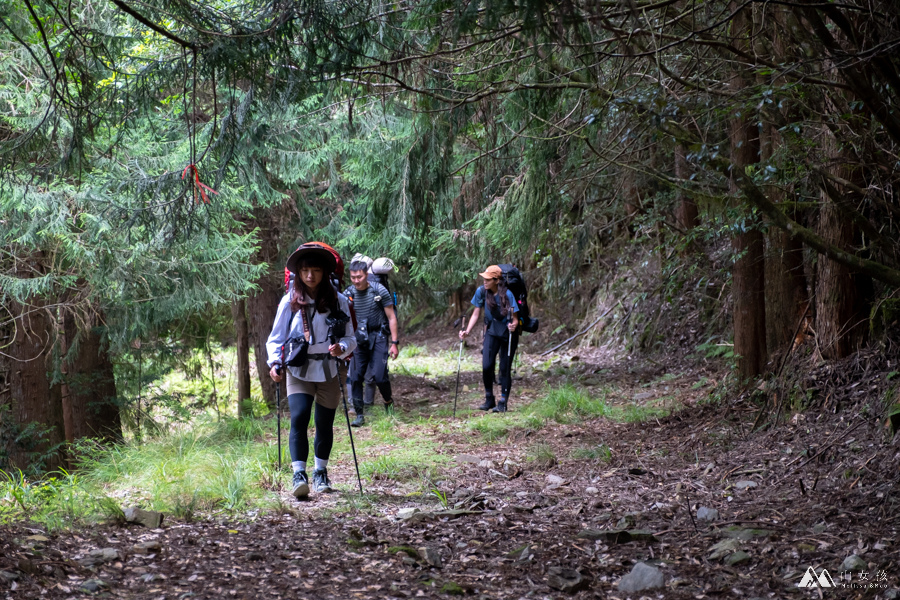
[70,417,280,518]
[571,444,613,462]
[359,444,446,482]
[0,469,121,531]
[525,442,557,468]
[467,417,511,442]
[527,385,611,423]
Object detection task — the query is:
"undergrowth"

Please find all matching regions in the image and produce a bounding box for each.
[0,349,685,530]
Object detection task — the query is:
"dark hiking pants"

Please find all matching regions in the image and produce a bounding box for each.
[482,332,518,401]
[349,334,392,409]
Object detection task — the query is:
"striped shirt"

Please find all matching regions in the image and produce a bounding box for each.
[344,282,393,329]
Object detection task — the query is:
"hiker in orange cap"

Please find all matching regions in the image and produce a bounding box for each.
[459,265,519,413]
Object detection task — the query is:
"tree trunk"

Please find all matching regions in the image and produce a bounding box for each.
[756,5,810,360]
[674,141,700,256]
[761,122,809,358]
[674,142,698,235]
[732,227,767,379]
[765,227,809,357]
[62,311,122,444]
[815,194,871,359]
[232,299,252,417]
[0,299,65,472]
[449,287,466,325]
[619,166,641,235]
[729,0,767,380]
[248,276,282,412]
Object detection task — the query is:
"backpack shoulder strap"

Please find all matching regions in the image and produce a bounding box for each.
[298,304,312,342]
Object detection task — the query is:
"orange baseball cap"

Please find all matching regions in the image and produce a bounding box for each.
[479,265,502,280]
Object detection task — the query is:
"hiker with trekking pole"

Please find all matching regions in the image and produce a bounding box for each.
[459,265,520,413]
[266,243,357,499]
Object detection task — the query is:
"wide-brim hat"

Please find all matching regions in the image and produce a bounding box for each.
[286,243,337,274]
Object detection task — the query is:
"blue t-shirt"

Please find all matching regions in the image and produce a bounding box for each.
[472,287,518,336]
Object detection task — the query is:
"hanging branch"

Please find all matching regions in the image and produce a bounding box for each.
[110,0,197,50]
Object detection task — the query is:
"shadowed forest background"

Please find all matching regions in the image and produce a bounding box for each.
[4,0,900,466]
[1,1,900,596]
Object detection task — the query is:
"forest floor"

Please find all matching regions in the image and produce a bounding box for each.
[2,327,899,600]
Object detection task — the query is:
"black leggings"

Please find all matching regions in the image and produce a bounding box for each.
[287,393,336,463]
[482,332,519,399]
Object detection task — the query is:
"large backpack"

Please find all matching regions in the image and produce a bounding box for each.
[498,264,539,333]
[370,257,398,312]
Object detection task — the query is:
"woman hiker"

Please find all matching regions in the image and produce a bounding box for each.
[267,244,356,498]
[459,265,519,413]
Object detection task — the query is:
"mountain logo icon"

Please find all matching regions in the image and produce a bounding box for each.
[798,566,835,588]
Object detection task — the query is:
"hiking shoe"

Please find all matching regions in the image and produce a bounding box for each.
[492,401,508,413]
[312,468,333,493]
[351,402,365,427]
[478,397,496,411]
[291,471,309,498]
[384,401,395,416]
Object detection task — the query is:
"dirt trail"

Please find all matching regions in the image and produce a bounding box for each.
[2,343,899,599]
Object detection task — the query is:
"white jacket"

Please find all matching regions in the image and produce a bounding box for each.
[266,292,356,382]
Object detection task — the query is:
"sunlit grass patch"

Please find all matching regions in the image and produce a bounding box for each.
[393,345,477,378]
[218,417,270,442]
[0,469,122,531]
[359,444,447,482]
[526,385,611,423]
[399,344,425,359]
[72,417,280,517]
[369,412,403,443]
[467,417,513,442]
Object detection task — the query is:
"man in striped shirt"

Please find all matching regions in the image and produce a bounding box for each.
[344,261,400,426]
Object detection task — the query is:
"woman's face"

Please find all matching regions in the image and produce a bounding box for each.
[483,276,499,292]
[300,266,324,291]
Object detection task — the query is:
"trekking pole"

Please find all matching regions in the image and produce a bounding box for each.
[453,340,463,418]
[508,307,514,358]
[276,368,282,472]
[335,356,364,494]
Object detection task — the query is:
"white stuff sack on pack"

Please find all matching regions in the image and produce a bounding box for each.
[351,253,374,269]
[371,257,395,275]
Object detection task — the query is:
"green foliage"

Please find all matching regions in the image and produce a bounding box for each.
[0,404,65,475]
[393,347,473,378]
[71,417,280,516]
[887,403,900,438]
[467,417,512,442]
[526,385,611,424]
[3,0,900,477]
[399,344,425,359]
[613,404,672,423]
[359,445,446,482]
[696,339,737,362]
[428,484,449,509]
[0,469,121,531]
